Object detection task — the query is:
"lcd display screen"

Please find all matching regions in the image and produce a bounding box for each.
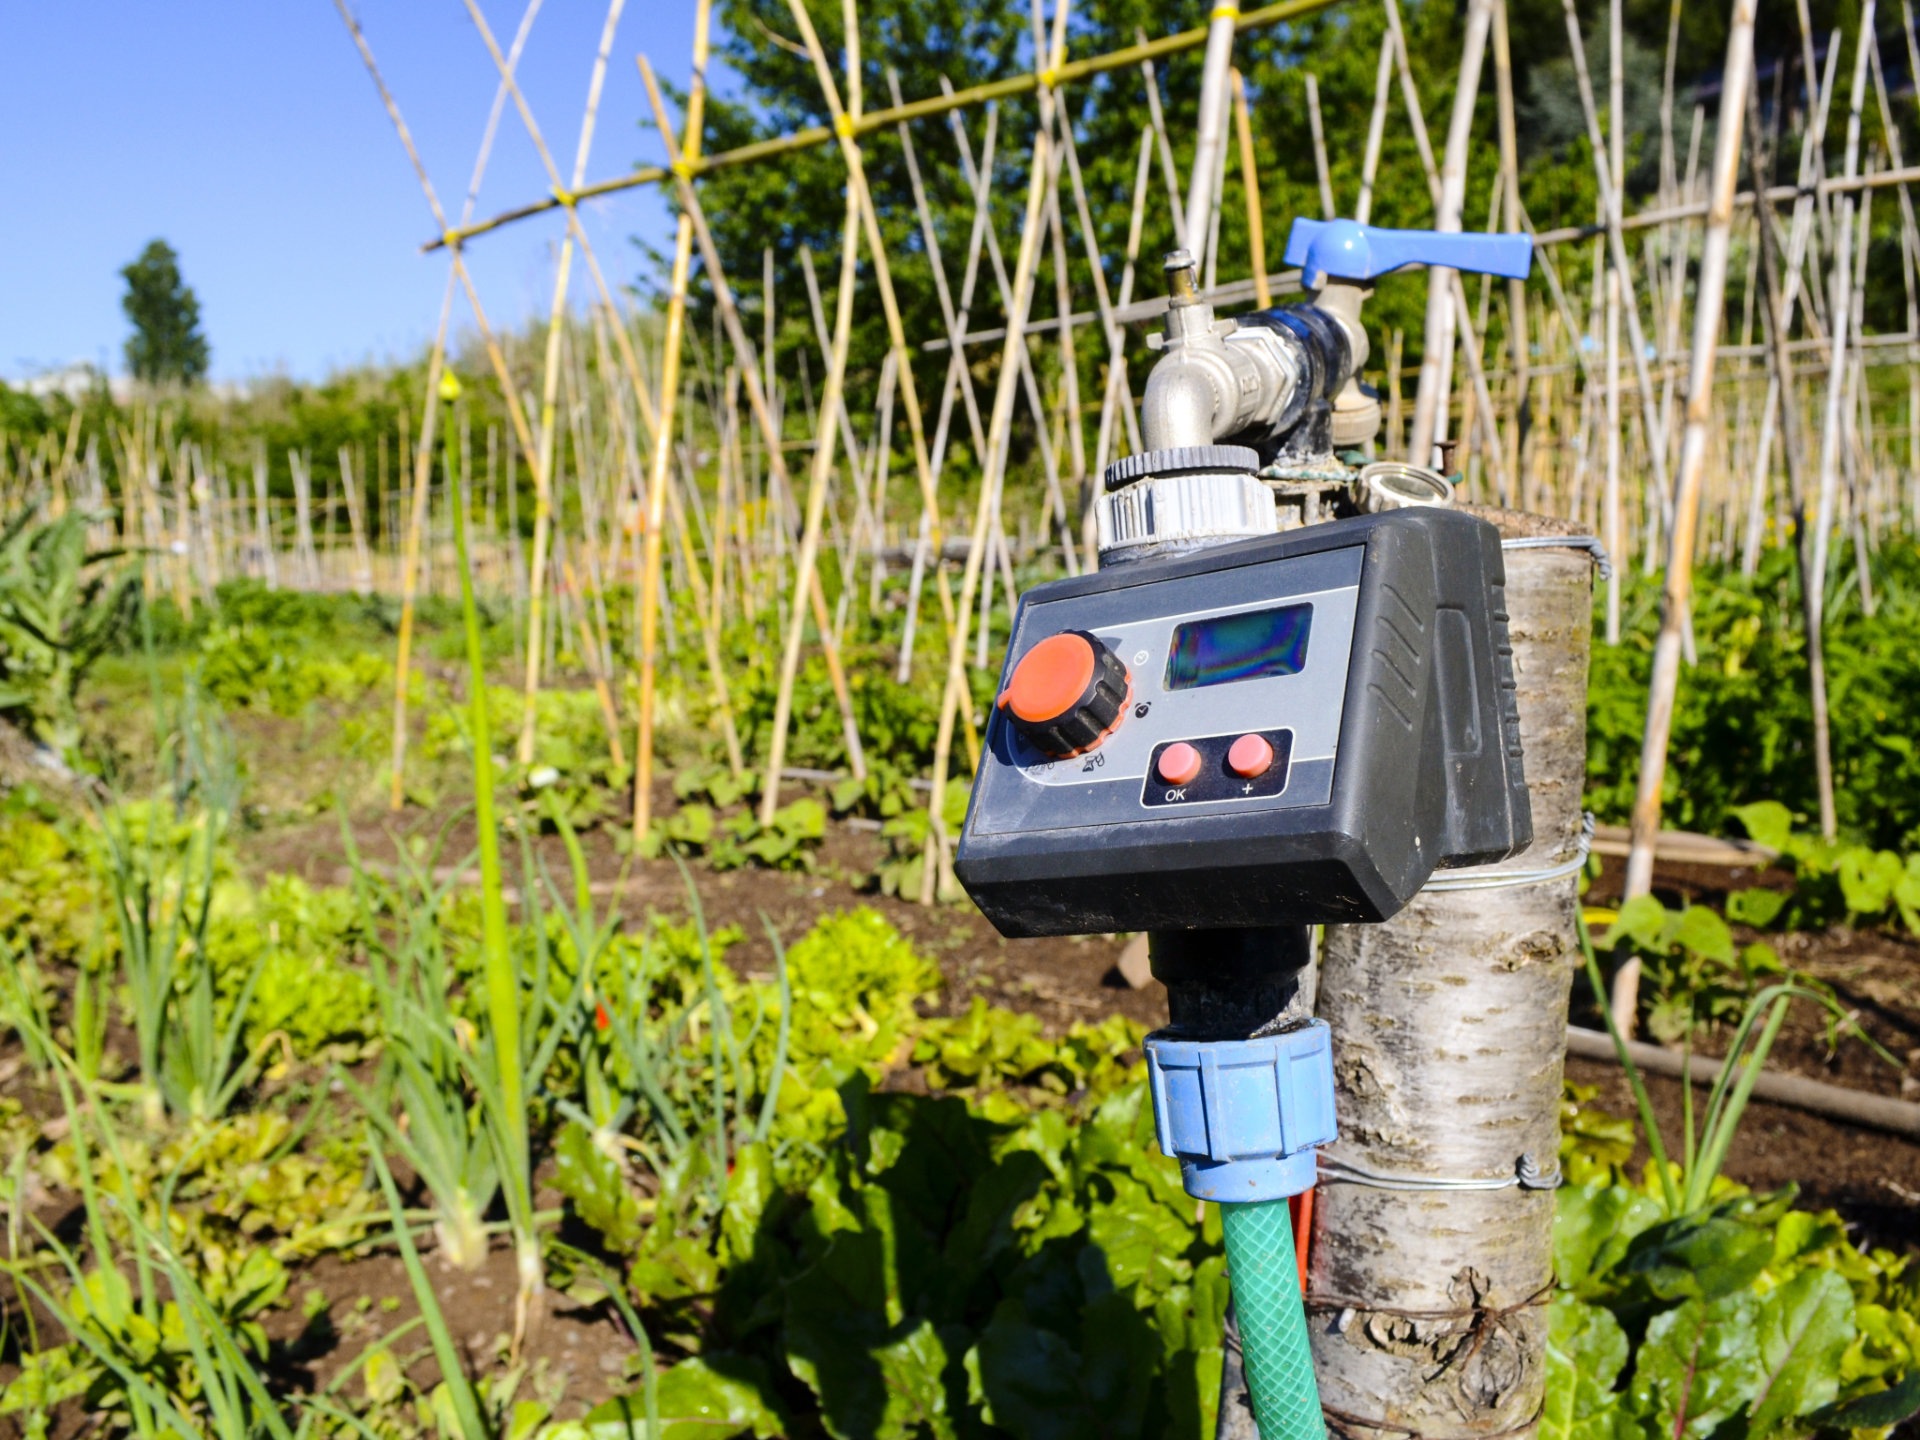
[1164,603,1313,690]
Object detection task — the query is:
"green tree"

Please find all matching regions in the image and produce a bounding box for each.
[121,239,210,386]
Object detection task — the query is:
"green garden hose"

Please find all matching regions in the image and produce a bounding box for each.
[1222,1199,1326,1440]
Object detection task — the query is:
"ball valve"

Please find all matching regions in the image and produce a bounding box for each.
[1099,219,1535,563]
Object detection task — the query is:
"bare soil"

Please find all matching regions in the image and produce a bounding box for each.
[249,788,1920,1256]
[1579,852,1920,1251]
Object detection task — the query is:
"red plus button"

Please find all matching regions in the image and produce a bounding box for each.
[1227,733,1274,778]
[1156,742,1203,786]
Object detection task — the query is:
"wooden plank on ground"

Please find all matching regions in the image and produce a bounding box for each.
[1590,823,1777,868]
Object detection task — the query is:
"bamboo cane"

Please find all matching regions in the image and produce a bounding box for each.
[786,0,947,552]
[1605,248,1625,633]
[887,70,991,478]
[554,533,628,770]
[630,6,709,840]
[336,0,544,804]
[1616,0,1758,969]
[450,0,630,769]
[1371,23,1509,500]
[1232,69,1273,307]
[762,189,862,832]
[1492,0,1530,504]
[921,0,1069,904]
[888,81,993,684]
[243,443,268,591]
[390,276,456,812]
[1090,124,1156,488]
[1045,151,1089,570]
[1354,31,1395,226]
[1560,0,1676,535]
[636,60,867,791]
[339,446,373,594]
[430,0,1347,253]
[1843,161,1878,618]
[1303,72,1335,223]
[1408,0,1494,470]
[1740,41,1839,578]
[455,3,677,519]
[930,75,1073,593]
[1137,44,1188,252]
[1202,81,1231,293]
[595,302,745,779]
[1803,0,1877,840]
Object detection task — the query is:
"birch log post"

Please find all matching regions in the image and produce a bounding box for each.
[1310,511,1591,1440]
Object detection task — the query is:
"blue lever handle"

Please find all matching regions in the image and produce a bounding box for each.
[1283,218,1532,289]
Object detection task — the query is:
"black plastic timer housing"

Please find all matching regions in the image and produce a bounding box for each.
[954,508,1531,937]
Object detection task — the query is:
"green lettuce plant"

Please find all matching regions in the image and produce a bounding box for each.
[0,507,136,759]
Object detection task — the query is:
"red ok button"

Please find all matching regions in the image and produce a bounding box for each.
[1156,743,1203,786]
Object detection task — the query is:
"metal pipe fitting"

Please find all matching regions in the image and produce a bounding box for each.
[1140,252,1311,453]
[1097,253,1367,562]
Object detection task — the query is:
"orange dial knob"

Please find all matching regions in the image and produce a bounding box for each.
[997,630,1130,757]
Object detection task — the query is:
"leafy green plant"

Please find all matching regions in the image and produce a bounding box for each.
[871,778,971,901]
[1602,894,1792,1044]
[0,507,136,758]
[913,999,1147,1110]
[0,789,100,960]
[1548,1177,1920,1439]
[1581,912,1888,1217]
[713,798,825,872]
[423,682,629,830]
[616,1083,1227,1440]
[443,424,550,1354]
[1557,1081,1636,1188]
[536,904,1221,1440]
[1586,546,1920,850]
[343,814,582,1302]
[204,874,377,1062]
[35,1111,377,1267]
[1553,1000,1920,1438]
[353,925,500,1272]
[0,1008,304,1440]
[367,1146,552,1440]
[95,692,274,1126]
[197,621,389,716]
[675,760,759,809]
[1728,800,1920,934]
[643,796,826,872]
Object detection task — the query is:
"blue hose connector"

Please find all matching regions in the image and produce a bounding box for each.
[1144,1022,1336,1202]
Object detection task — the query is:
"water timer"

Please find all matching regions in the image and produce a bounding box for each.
[955,211,1542,1440]
[954,506,1531,937]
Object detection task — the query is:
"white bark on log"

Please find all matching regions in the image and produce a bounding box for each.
[1309,510,1591,1440]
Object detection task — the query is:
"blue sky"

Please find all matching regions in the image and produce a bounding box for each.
[0,4,730,384]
